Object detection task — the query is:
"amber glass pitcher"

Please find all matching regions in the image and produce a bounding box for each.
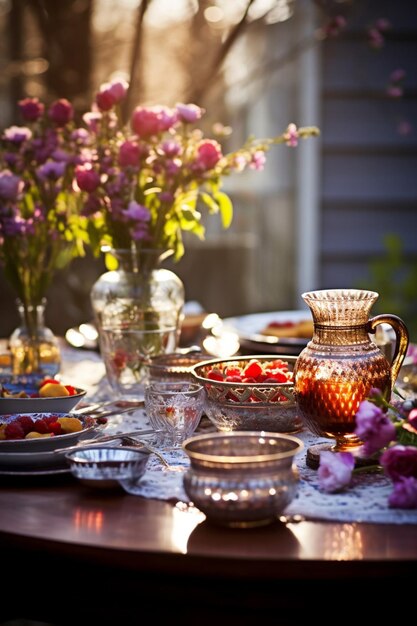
[294,289,409,452]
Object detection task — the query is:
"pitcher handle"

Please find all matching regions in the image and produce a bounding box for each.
[366,314,409,388]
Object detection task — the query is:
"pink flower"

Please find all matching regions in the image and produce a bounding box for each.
[407,344,417,364]
[408,409,417,431]
[96,90,116,112]
[176,103,204,124]
[284,123,298,147]
[108,79,129,103]
[388,476,417,509]
[380,445,417,482]
[354,400,396,456]
[75,164,101,193]
[48,99,74,126]
[131,106,176,137]
[194,139,223,170]
[318,451,355,493]
[18,97,45,122]
[387,86,403,98]
[118,141,141,167]
[249,150,266,170]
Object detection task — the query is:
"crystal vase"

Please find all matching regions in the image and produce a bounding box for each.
[293,289,409,460]
[9,298,61,377]
[90,246,185,399]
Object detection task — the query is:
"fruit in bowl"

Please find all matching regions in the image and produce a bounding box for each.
[0,375,86,414]
[191,355,302,433]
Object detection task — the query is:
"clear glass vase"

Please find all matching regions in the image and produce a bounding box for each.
[9,298,61,377]
[294,289,409,453]
[90,247,185,399]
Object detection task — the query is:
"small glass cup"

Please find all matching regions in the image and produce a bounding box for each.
[144,381,205,447]
[99,324,177,401]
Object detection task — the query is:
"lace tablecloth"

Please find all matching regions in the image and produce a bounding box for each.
[64,347,417,525]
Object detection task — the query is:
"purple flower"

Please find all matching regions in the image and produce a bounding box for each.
[318,451,355,493]
[176,103,204,124]
[0,171,23,201]
[123,201,151,222]
[3,125,32,144]
[161,140,182,157]
[354,400,396,456]
[388,476,417,509]
[380,445,417,482]
[36,160,67,181]
[108,78,129,103]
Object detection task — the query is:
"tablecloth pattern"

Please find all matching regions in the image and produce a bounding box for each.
[65,347,417,524]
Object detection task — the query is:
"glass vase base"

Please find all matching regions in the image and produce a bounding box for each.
[306,441,379,470]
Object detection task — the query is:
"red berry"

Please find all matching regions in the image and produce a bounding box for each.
[5,421,25,440]
[64,385,77,396]
[16,414,35,435]
[243,361,263,379]
[39,378,59,388]
[33,418,49,434]
[207,369,224,381]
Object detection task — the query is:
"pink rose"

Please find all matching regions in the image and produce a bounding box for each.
[388,476,417,509]
[194,140,223,170]
[131,106,176,137]
[354,400,396,456]
[118,141,141,168]
[48,99,74,126]
[75,164,100,192]
[380,445,417,482]
[18,97,45,122]
[96,83,117,111]
[108,79,129,103]
[318,451,355,493]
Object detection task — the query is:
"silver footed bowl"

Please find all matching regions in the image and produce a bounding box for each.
[182,431,303,528]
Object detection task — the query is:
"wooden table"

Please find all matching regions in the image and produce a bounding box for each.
[0,346,416,624]
[0,475,415,624]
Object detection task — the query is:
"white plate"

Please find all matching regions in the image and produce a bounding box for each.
[0,412,99,453]
[223,310,312,354]
[0,375,86,415]
[0,446,70,468]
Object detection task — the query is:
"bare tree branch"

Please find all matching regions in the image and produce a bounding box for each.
[122,0,151,121]
[186,0,257,104]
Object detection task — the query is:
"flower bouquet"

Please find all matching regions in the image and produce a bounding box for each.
[75,77,320,265]
[0,97,88,373]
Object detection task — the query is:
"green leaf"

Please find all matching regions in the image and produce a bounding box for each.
[200,192,220,214]
[397,426,417,447]
[105,251,119,271]
[212,190,233,228]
